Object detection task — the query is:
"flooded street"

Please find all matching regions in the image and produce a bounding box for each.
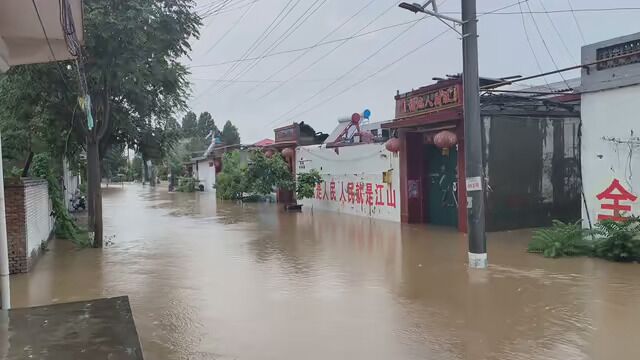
[8,184,640,359]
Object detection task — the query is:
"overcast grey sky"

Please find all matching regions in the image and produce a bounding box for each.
[183,0,640,143]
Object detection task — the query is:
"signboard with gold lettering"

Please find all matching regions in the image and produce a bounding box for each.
[395,84,462,118]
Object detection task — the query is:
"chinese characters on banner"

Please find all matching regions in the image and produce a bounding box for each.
[314,180,396,208]
[596,179,637,221]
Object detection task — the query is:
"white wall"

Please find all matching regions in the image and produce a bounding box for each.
[24,183,54,257]
[296,143,401,222]
[196,159,216,192]
[582,85,640,223]
[63,158,80,211]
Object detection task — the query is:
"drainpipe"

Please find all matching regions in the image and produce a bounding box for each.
[0,134,10,310]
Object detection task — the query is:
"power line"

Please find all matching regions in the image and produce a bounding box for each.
[566,0,586,44]
[201,0,266,19]
[254,0,405,101]
[31,0,72,92]
[268,28,452,129]
[217,0,329,93]
[203,0,258,55]
[517,1,551,89]
[536,0,576,64]
[269,14,430,125]
[189,18,423,69]
[243,0,381,94]
[193,0,303,101]
[266,0,534,129]
[524,0,571,89]
[460,6,640,15]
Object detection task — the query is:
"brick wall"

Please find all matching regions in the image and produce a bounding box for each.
[4,179,54,274]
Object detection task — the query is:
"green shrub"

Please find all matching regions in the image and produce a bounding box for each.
[216,151,248,200]
[296,169,322,200]
[528,220,591,258]
[177,177,197,192]
[593,218,640,262]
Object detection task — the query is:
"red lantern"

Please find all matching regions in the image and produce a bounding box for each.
[213,159,222,171]
[281,147,294,159]
[433,130,458,155]
[264,149,274,158]
[385,137,400,153]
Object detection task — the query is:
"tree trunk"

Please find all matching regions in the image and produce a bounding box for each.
[142,156,149,184]
[87,136,103,247]
[21,152,34,178]
[87,137,97,231]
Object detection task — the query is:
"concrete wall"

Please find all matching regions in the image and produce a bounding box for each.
[581,86,640,223]
[195,159,216,192]
[296,143,401,222]
[5,179,54,273]
[63,158,80,211]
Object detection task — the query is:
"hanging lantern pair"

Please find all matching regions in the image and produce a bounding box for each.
[433,130,458,156]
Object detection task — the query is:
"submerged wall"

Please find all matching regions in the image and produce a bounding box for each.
[296,143,401,222]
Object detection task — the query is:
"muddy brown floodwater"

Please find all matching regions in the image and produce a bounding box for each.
[8,184,640,359]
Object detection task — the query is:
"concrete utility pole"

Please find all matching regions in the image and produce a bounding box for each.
[460,0,486,269]
[398,0,487,268]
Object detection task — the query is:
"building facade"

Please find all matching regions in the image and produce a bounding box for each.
[383,78,581,232]
[581,32,640,224]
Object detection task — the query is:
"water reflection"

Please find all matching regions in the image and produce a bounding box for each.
[8,184,640,359]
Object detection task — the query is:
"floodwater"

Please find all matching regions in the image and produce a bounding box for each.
[9,184,640,359]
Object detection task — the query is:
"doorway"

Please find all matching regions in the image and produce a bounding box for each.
[424,144,458,227]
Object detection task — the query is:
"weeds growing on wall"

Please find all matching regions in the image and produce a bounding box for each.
[528,220,591,258]
[32,153,91,248]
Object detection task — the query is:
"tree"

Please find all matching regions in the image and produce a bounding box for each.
[197,111,217,139]
[216,151,249,200]
[245,151,293,196]
[0,0,201,247]
[296,170,322,200]
[181,111,197,138]
[221,120,241,145]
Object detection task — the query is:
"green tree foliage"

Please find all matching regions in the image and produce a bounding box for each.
[296,170,322,200]
[593,218,640,262]
[131,155,144,181]
[217,150,295,200]
[221,120,241,145]
[181,111,198,138]
[167,140,191,177]
[102,144,127,181]
[528,220,591,258]
[216,151,248,200]
[246,151,294,196]
[0,0,201,246]
[197,112,217,139]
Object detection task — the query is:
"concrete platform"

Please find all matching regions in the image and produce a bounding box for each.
[0,296,143,359]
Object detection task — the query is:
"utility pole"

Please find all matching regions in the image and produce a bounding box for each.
[461,0,486,268]
[398,0,487,268]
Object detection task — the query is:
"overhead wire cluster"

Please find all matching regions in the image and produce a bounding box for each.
[189,0,640,131]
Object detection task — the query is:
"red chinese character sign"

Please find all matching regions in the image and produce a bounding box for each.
[596,179,637,221]
[313,179,397,210]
